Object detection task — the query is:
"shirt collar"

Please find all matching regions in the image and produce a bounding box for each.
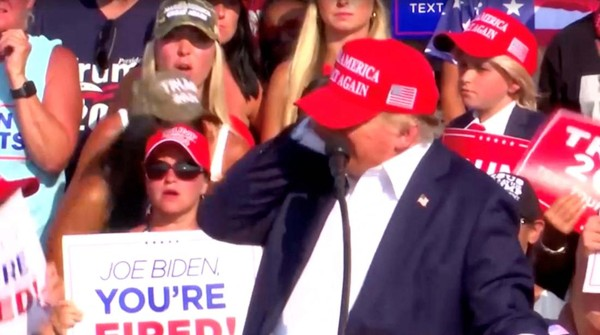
[349,141,432,200]
[471,101,516,135]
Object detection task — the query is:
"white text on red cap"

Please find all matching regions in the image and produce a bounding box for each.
[159,78,200,104]
[330,52,381,98]
[162,126,198,146]
[466,13,508,40]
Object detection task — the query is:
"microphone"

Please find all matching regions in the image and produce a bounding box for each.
[325,134,350,198]
[324,133,351,335]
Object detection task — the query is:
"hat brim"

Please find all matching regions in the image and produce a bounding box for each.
[0,177,39,202]
[144,139,203,168]
[295,85,379,130]
[156,21,218,41]
[433,32,503,59]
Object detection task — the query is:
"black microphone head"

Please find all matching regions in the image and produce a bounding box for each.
[324,133,350,158]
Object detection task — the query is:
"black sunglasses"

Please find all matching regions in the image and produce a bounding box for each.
[94,20,117,73]
[144,161,205,181]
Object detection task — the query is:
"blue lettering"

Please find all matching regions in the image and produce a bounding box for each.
[95,288,117,314]
[119,287,145,313]
[0,113,13,129]
[12,132,23,150]
[182,285,203,311]
[0,132,9,148]
[206,283,226,309]
[148,286,170,312]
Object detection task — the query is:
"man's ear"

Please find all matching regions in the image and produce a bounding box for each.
[528,219,545,245]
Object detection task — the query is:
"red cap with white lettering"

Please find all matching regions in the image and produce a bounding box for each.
[145,124,211,169]
[295,38,439,130]
[433,8,537,75]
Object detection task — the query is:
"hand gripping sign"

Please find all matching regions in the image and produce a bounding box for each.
[442,128,530,175]
[516,109,600,233]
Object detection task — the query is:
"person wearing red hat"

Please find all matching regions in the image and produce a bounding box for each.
[133,123,212,232]
[199,37,548,334]
[434,8,545,140]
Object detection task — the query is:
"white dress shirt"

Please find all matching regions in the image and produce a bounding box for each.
[467,101,516,135]
[275,121,432,334]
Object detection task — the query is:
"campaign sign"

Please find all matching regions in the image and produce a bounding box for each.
[392,0,446,38]
[62,231,263,335]
[442,128,530,175]
[0,190,47,334]
[516,110,600,233]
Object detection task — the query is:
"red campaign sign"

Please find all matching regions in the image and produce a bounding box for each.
[516,110,600,233]
[442,128,530,175]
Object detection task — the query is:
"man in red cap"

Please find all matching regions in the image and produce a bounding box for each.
[200,38,548,334]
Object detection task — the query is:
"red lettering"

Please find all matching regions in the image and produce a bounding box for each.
[15,288,34,314]
[195,319,222,335]
[139,321,164,335]
[124,322,133,335]
[168,320,190,335]
[226,317,235,335]
[96,323,119,335]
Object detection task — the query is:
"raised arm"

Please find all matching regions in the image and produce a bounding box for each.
[8,41,81,174]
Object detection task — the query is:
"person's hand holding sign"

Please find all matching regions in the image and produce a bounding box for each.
[0,29,31,87]
[583,216,600,255]
[545,194,587,235]
[50,301,83,334]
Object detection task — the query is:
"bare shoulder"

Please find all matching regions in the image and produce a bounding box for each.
[270,60,291,87]
[48,45,78,67]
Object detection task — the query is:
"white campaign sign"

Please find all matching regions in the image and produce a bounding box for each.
[63,231,262,335]
[0,190,47,334]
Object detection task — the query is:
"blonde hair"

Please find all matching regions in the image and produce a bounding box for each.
[489,55,537,111]
[141,40,230,126]
[281,0,390,127]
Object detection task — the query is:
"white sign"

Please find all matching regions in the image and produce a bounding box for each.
[0,191,47,334]
[63,231,262,335]
[584,253,600,293]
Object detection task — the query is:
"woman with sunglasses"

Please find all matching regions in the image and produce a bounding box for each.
[0,0,81,241]
[258,0,390,142]
[133,124,211,232]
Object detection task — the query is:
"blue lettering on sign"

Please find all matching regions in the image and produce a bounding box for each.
[392,0,446,39]
[0,107,25,155]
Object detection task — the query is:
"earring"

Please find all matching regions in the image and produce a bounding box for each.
[200,194,206,200]
[372,11,377,18]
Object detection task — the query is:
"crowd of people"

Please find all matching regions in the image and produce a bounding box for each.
[2,0,600,333]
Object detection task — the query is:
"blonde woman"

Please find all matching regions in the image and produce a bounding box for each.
[44,1,251,277]
[433,8,544,140]
[258,0,389,142]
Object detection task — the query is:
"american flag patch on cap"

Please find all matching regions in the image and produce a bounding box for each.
[507,37,528,63]
[386,85,417,109]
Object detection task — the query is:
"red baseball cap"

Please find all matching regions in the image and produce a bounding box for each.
[295,38,439,130]
[433,8,537,75]
[145,124,211,169]
[0,177,39,202]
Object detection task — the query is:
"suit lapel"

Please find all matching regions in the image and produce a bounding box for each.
[347,141,453,331]
[251,190,336,335]
[504,106,527,138]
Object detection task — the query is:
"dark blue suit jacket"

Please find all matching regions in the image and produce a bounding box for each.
[200,127,548,335]
[448,106,546,140]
